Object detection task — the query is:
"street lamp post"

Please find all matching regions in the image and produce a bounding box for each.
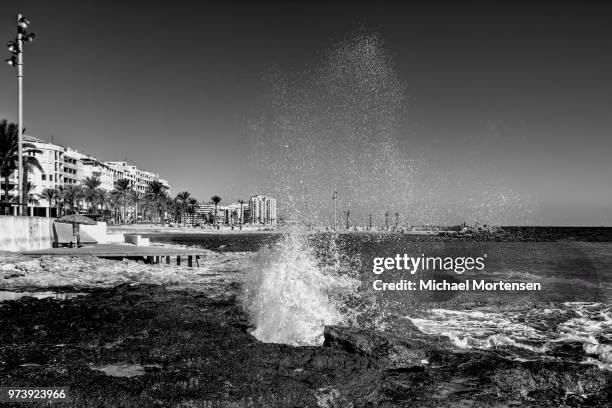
[6,14,35,216]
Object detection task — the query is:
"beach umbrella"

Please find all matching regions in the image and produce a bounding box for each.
[55,214,97,247]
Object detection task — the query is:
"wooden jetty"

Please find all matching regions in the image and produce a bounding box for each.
[21,244,205,267]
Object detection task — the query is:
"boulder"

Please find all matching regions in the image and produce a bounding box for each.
[323,325,452,369]
[490,361,609,399]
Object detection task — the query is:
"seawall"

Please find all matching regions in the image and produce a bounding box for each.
[0,215,53,252]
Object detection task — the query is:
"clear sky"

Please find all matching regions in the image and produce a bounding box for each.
[1,1,610,225]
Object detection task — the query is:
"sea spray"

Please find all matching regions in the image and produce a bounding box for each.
[250,31,535,226]
[242,231,360,345]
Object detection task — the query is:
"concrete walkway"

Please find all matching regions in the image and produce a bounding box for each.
[21,244,206,267]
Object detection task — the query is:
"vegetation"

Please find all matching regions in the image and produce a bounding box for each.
[82,175,103,215]
[113,179,132,223]
[0,119,43,208]
[40,188,57,217]
[175,191,191,224]
[0,122,234,225]
[211,195,221,227]
[143,180,168,223]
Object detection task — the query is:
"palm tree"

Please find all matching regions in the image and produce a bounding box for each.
[187,197,198,224]
[26,181,39,214]
[130,190,142,223]
[21,154,43,206]
[63,184,83,214]
[113,178,132,223]
[98,190,111,221]
[368,214,372,231]
[41,188,57,217]
[0,119,43,209]
[384,211,389,231]
[175,191,191,224]
[14,181,39,215]
[139,195,153,222]
[82,175,102,214]
[164,195,179,223]
[211,195,221,228]
[107,190,122,223]
[144,180,168,223]
[394,212,400,230]
[54,186,65,217]
[0,119,21,204]
[237,199,246,230]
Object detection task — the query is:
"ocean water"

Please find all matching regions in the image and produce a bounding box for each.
[149,232,612,370]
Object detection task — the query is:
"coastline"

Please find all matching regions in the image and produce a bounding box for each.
[107,224,612,242]
[0,254,608,406]
[0,234,610,406]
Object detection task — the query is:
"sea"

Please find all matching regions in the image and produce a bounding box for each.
[148,231,612,371]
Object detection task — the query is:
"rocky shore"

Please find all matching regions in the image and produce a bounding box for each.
[0,254,609,407]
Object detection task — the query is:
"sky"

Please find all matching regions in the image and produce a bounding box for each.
[0,1,611,225]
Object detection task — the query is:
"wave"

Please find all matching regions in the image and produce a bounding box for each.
[241,231,361,345]
[407,302,612,370]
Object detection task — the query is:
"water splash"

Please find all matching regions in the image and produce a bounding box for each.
[250,32,415,226]
[243,30,538,346]
[242,231,360,345]
[250,31,535,227]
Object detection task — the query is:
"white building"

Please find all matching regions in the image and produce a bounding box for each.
[81,157,116,191]
[107,161,171,197]
[1,135,171,215]
[194,202,227,224]
[227,202,246,224]
[249,195,277,225]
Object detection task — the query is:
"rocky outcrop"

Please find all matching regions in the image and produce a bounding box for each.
[323,324,453,369]
[323,324,610,407]
[490,362,608,399]
[0,283,609,407]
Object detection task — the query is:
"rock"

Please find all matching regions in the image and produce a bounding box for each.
[490,361,609,399]
[323,325,448,369]
[373,315,423,338]
[2,272,25,279]
[14,259,42,272]
[1,282,609,407]
[548,341,588,359]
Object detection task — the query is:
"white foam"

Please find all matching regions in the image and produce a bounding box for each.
[408,302,612,370]
[242,232,360,345]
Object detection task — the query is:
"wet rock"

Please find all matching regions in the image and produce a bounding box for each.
[1,282,609,407]
[2,271,25,279]
[14,259,42,272]
[490,361,609,399]
[1,263,17,271]
[323,325,446,369]
[548,340,588,360]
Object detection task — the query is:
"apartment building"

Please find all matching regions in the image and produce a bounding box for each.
[107,162,171,197]
[249,195,277,225]
[1,136,171,210]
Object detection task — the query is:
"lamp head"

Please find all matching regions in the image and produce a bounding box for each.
[18,17,30,29]
[5,56,17,66]
[7,40,19,54]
